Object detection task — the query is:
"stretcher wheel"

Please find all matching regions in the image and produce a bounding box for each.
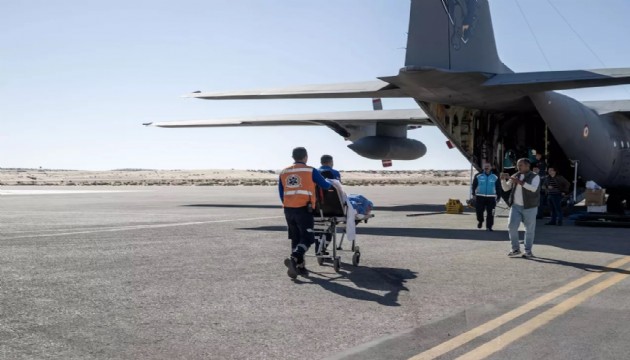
[333,258,341,272]
[317,256,324,266]
[352,252,361,266]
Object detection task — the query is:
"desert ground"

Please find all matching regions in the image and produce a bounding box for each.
[0,168,470,187]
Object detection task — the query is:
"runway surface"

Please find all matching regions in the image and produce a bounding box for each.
[1,185,629,359]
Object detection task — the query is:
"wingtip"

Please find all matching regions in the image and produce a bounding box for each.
[142,122,153,126]
[181,90,202,98]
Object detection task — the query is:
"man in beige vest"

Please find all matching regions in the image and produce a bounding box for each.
[501,158,541,258]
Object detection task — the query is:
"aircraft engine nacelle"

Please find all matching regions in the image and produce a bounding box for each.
[347,136,427,160]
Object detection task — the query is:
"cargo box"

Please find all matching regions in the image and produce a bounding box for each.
[584,189,606,206]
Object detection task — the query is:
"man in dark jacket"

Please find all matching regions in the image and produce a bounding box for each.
[543,166,571,226]
[472,162,502,231]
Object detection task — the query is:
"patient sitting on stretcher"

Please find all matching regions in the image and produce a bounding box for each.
[314,179,373,254]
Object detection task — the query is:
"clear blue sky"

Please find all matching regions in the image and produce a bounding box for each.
[2,0,629,170]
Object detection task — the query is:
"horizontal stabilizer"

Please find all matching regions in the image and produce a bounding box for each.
[146,109,430,128]
[184,80,406,100]
[483,68,630,92]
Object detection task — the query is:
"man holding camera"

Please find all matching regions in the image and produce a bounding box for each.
[500,158,541,258]
[279,147,331,278]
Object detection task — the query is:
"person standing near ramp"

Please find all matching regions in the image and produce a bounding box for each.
[279,147,331,279]
[472,162,501,231]
[543,166,570,226]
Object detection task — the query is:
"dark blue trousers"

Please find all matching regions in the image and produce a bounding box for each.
[548,193,563,224]
[475,196,496,229]
[284,207,314,261]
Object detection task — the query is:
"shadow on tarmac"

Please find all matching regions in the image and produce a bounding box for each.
[528,257,630,274]
[374,204,472,213]
[182,203,472,214]
[240,224,630,256]
[293,266,417,307]
[533,225,630,256]
[239,225,506,241]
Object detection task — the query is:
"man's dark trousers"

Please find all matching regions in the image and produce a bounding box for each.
[475,196,496,229]
[284,207,315,261]
[547,193,563,224]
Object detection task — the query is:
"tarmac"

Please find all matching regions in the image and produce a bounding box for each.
[1,185,629,360]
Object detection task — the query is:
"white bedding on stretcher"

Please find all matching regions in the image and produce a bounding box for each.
[325,180,357,242]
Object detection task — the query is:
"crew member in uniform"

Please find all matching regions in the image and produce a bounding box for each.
[279,147,331,279]
[472,162,502,231]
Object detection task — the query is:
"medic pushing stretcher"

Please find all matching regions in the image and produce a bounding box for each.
[280,147,373,279]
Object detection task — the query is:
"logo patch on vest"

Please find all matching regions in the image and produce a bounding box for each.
[286,174,301,188]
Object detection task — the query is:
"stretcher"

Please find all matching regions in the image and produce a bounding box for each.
[307,183,374,272]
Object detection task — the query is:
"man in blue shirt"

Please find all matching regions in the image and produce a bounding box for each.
[318,154,341,181]
[315,154,341,257]
[472,162,502,231]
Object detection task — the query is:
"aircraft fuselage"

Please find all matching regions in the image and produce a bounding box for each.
[385,68,630,190]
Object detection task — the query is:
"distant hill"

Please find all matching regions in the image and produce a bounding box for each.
[0,169,469,186]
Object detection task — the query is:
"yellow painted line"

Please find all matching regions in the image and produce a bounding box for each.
[456,270,630,360]
[408,256,630,360]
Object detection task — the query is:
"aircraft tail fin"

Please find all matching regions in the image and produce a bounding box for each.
[404,0,508,74]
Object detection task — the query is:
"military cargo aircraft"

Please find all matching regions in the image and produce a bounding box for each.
[146,0,630,212]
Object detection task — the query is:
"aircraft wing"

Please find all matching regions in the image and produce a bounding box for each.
[581,100,630,115]
[184,80,406,100]
[483,68,630,92]
[146,109,430,128]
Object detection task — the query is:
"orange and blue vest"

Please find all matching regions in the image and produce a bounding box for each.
[279,163,330,208]
[280,163,317,208]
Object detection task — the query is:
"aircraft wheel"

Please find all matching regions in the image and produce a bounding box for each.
[352,252,361,266]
